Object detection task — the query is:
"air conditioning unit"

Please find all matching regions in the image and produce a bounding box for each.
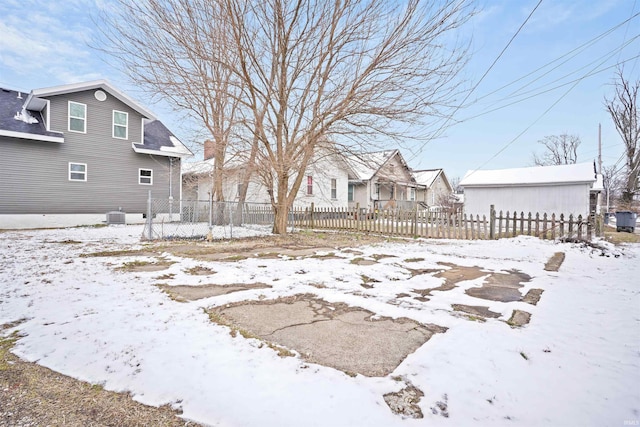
[106,211,126,225]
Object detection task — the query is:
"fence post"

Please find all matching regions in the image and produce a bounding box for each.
[310,202,315,229]
[147,190,153,240]
[489,205,496,240]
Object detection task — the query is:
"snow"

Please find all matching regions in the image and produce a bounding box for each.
[1,225,638,426]
[13,109,39,124]
[345,150,396,180]
[412,169,441,187]
[460,162,598,187]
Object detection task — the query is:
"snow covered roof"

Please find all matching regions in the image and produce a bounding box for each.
[460,162,598,187]
[412,169,442,187]
[0,87,64,143]
[345,150,398,180]
[133,119,193,159]
[182,158,215,175]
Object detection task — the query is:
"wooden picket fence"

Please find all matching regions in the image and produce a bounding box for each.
[290,203,598,241]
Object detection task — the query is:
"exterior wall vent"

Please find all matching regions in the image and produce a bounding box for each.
[106,211,126,224]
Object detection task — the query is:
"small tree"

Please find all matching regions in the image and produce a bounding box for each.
[532,134,581,166]
[605,68,640,209]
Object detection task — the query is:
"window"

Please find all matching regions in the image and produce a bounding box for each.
[237,182,243,197]
[113,110,128,139]
[69,163,87,181]
[139,168,153,185]
[410,187,416,201]
[306,175,313,195]
[374,183,380,199]
[348,184,355,202]
[390,184,395,200]
[330,178,337,199]
[68,101,86,133]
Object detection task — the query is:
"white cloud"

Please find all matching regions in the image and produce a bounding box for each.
[0,0,108,86]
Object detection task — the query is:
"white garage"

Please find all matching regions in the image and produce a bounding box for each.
[460,162,602,219]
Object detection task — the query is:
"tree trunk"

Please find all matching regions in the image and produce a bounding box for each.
[272,175,291,234]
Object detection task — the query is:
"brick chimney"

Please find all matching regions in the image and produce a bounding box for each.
[203,139,215,160]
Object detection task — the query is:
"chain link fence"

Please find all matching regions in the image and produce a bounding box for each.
[142,196,277,240]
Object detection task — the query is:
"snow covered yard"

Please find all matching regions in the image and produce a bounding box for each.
[0,225,638,426]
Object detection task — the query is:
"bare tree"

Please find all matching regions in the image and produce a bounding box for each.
[605,68,640,209]
[532,134,581,166]
[98,0,474,233]
[601,164,622,212]
[96,0,247,203]
[221,0,474,233]
[450,176,462,193]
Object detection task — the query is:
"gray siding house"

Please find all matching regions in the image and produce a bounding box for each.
[0,80,192,228]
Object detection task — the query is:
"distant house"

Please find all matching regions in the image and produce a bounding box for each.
[411,169,453,208]
[459,162,603,219]
[345,149,423,211]
[182,143,351,208]
[0,80,192,229]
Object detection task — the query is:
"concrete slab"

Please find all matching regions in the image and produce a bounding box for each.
[507,309,532,327]
[451,304,501,319]
[522,288,544,305]
[211,295,446,377]
[544,252,566,271]
[158,283,271,301]
[465,269,531,303]
[384,385,424,419]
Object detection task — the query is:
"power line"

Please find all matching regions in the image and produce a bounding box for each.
[473,11,640,104]
[465,38,630,177]
[429,0,543,142]
[460,52,640,123]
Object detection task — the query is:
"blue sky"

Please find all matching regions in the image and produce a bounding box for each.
[1,0,638,180]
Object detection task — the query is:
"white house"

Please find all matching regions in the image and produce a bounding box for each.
[182,148,351,208]
[411,169,453,208]
[460,162,602,219]
[345,150,423,211]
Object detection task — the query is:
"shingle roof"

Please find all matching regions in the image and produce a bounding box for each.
[133,119,192,158]
[0,88,64,142]
[460,162,597,187]
[1,81,191,157]
[344,150,398,180]
[412,169,442,187]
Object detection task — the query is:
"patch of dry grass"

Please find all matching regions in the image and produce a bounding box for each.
[0,323,200,426]
[604,230,640,244]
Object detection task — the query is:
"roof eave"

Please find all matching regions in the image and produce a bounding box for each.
[132,143,192,159]
[29,80,157,120]
[0,129,64,143]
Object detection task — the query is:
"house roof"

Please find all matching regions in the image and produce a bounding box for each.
[1,81,191,158]
[182,158,215,175]
[412,169,443,187]
[345,150,399,180]
[24,80,157,120]
[460,162,598,187]
[0,87,64,143]
[133,119,193,158]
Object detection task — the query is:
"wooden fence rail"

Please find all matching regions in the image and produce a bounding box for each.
[290,203,597,241]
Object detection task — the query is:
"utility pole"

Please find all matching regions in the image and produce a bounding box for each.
[597,123,602,214]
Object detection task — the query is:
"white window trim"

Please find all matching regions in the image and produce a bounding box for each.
[68,162,87,182]
[330,178,337,200]
[113,110,128,140]
[68,101,86,133]
[44,99,51,131]
[139,168,153,185]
